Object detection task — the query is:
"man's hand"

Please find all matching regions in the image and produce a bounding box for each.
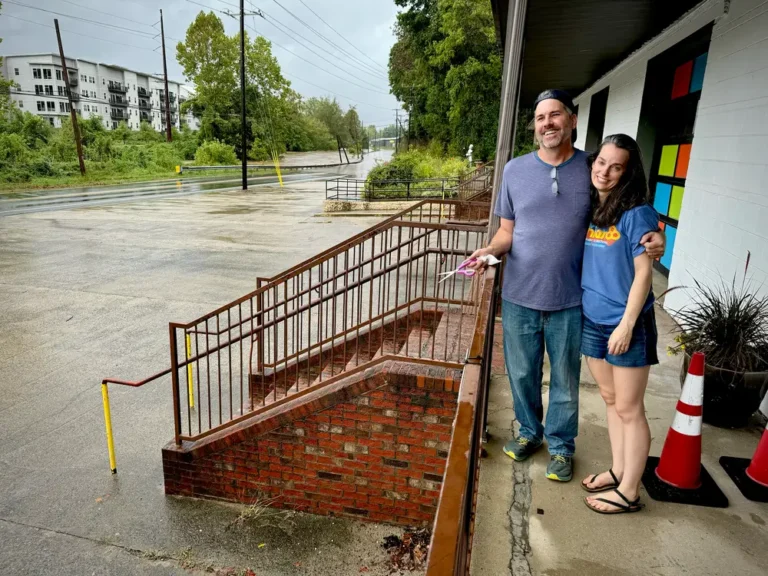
[466,247,495,272]
[641,230,666,260]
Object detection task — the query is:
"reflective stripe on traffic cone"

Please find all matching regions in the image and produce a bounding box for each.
[745,422,768,488]
[655,351,705,489]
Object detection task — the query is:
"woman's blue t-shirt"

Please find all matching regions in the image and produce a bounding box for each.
[581,204,659,325]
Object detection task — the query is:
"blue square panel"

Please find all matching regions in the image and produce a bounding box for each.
[690,52,708,93]
[660,225,677,270]
[653,182,673,216]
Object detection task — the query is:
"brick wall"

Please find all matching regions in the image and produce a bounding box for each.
[163,362,461,526]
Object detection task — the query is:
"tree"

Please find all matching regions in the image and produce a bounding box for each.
[388,0,501,160]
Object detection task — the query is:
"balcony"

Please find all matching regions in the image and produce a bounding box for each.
[137,87,149,98]
[68,74,78,87]
[170,114,178,124]
[160,102,178,113]
[109,96,128,107]
[139,99,152,110]
[68,91,80,102]
[110,109,127,120]
[108,81,127,94]
[169,93,177,102]
[140,111,151,122]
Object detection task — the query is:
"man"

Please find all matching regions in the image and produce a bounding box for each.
[470,89,664,482]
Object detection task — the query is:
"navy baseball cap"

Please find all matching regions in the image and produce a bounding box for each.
[533,89,576,113]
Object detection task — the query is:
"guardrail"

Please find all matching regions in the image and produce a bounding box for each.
[178,156,363,175]
[325,177,460,201]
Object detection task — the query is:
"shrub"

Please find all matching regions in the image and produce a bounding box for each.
[194,139,238,166]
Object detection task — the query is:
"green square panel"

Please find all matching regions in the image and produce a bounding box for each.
[669,186,685,220]
[659,145,678,177]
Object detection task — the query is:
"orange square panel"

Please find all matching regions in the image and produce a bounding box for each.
[676,144,692,178]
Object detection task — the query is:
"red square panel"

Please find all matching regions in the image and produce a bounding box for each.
[672,61,693,99]
[675,144,692,178]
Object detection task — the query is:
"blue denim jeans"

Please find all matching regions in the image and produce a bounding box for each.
[502,300,582,456]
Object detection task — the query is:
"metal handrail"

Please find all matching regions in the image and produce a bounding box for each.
[325,176,460,201]
[99,170,493,472]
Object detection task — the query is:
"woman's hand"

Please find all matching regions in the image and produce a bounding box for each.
[608,321,633,356]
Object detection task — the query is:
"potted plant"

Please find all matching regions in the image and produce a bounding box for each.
[667,266,768,429]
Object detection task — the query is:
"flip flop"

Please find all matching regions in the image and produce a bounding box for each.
[584,489,644,515]
[581,468,620,493]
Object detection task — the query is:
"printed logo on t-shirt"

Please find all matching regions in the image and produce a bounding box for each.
[585,224,621,247]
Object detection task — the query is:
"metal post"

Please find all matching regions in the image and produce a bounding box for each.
[240,0,248,190]
[395,109,399,154]
[160,10,172,142]
[169,324,182,445]
[54,20,85,176]
[488,0,528,237]
[101,383,117,473]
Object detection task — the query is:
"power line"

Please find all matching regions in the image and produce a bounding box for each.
[55,0,156,29]
[295,0,387,74]
[256,11,389,91]
[3,0,159,38]
[268,0,387,79]
[283,72,392,111]
[1,14,160,54]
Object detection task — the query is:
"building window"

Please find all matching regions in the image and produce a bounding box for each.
[59,102,70,113]
[91,91,96,98]
[89,76,95,83]
[58,86,64,96]
[103,93,106,99]
[14,68,20,76]
[33,68,41,79]
[35,85,43,95]
[49,118,55,126]
[37,101,45,111]
[82,90,87,97]
[103,78,105,85]
[44,85,54,96]
[18,100,23,108]
[56,69,62,80]
[46,102,56,112]
[43,69,52,79]
[81,74,87,82]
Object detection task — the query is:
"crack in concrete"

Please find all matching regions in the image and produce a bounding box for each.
[507,417,533,576]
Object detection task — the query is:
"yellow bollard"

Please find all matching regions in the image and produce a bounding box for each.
[101,383,117,474]
[186,334,195,408]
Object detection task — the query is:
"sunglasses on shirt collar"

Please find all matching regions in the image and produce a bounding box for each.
[550,167,559,195]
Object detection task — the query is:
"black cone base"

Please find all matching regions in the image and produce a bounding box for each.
[641,456,728,508]
[719,456,768,503]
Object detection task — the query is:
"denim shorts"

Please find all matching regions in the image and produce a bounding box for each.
[580,307,659,368]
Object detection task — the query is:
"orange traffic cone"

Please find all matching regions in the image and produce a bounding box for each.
[642,351,728,507]
[655,351,705,489]
[745,422,768,488]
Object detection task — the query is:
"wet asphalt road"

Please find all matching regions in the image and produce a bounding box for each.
[0,170,338,217]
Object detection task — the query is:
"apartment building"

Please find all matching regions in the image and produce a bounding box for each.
[2,53,200,132]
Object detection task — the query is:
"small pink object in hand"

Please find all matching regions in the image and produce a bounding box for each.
[437,255,501,283]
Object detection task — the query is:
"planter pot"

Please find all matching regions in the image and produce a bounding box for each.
[681,352,768,429]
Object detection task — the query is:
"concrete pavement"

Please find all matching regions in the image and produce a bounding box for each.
[471,273,768,576]
[0,157,410,575]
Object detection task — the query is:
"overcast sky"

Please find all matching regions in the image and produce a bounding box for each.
[0,0,402,127]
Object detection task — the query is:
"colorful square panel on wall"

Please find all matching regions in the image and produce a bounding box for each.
[675,144,691,178]
[672,60,693,99]
[660,225,677,270]
[654,182,672,216]
[669,186,685,220]
[690,53,708,93]
[658,145,678,177]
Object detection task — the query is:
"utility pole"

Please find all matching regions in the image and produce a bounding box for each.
[395,109,399,154]
[54,19,85,176]
[160,10,172,142]
[239,0,248,190]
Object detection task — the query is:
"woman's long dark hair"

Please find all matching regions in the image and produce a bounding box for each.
[588,134,649,228]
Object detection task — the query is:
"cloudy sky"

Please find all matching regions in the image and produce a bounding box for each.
[0,0,402,128]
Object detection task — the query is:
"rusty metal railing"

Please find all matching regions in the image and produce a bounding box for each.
[170,212,488,444]
[458,163,494,203]
[426,265,500,576]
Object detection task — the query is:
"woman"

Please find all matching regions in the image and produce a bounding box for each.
[579,134,659,514]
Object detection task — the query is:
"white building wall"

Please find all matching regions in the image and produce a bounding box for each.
[665,0,768,310]
[572,0,768,311]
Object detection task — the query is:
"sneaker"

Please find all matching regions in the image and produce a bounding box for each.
[546,455,573,482]
[503,437,542,462]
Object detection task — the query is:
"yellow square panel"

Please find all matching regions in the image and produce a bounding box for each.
[669,186,685,220]
[658,145,679,177]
